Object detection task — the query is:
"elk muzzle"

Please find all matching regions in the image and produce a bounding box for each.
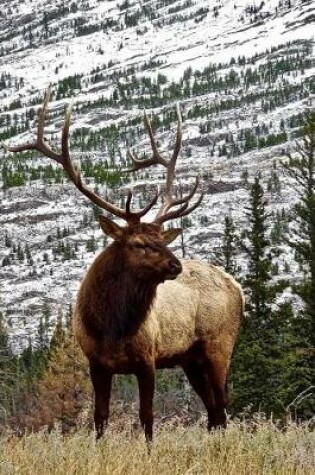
[165,257,182,280]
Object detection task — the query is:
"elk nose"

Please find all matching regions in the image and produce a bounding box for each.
[169,259,182,274]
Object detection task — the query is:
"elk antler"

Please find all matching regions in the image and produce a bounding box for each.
[2,86,159,224]
[126,104,203,225]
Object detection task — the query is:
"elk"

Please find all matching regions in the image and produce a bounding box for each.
[5,88,244,445]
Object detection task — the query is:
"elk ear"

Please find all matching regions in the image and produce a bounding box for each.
[162,228,182,244]
[99,216,124,241]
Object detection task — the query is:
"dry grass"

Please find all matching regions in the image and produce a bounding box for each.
[0,418,314,475]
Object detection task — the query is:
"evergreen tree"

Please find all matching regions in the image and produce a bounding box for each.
[231,175,282,415]
[37,317,49,350]
[43,12,49,37]
[36,301,52,368]
[0,310,11,361]
[65,303,73,332]
[50,308,66,351]
[215,215,238,275]
[86,235,97,252]
[0,309,16,420]
[18,339,35,378]
[282,111,315,417]
[243,175,273,320]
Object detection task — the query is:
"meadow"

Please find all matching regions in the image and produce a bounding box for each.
[0,418,313,475]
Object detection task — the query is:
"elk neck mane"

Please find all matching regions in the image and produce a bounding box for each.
[79,241,158,341]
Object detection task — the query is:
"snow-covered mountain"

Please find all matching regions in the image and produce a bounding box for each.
[0,0,314,348]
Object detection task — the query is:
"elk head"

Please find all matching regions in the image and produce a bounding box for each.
[3,87,203,283]
[100,219,183,282]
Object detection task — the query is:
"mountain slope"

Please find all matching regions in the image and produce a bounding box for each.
[0,0,314,348]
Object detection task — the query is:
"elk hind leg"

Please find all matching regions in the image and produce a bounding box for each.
[182,361,217,431]
[203,345,230,430]
[89,360,112,440]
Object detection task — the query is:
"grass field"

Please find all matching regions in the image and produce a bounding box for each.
[0,418,314,475]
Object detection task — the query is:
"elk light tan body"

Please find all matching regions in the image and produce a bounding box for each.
[5,88,244,446]
[74,260,243,373]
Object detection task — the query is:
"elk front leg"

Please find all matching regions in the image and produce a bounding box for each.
[89,360,112,440]
[136,364,155,446]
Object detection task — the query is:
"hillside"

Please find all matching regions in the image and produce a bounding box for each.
[0,0,314,347]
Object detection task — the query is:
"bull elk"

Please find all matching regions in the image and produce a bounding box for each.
[4,88,244,445]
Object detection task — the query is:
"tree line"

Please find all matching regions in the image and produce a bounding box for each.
[223,112,315,419]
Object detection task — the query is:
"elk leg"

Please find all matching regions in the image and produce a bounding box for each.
[136,365,155,446]
[89,361,112,440]
[182,361,217,431]
[203,349,229,430]
[208,365,228,429]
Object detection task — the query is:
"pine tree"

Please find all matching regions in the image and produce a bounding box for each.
[50,308,66,351]
[282,111,315,417]
[36,301,52,354]
[0,311,10,360]
[18,339,35,378]
[221,215,238,275]
[65,303,73,332]
[0,309,15,420]
[217,216,237,275]
[86,235,96,252]
[231,175,282,415]
[37,317,49,350]
[243,175,273,321]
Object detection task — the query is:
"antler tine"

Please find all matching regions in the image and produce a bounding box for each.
[123,188,160,221]
[157,201,189,224]
[168,103,183,173]
[3,85,60,162]
[136,189,160,219]
[144,110,170,166]
[176,192,204,219]
[154,175,199,220]
[60,103,81,182]
[124,106,182,174]
[38,86,53,148]
[152,105,185,221]
[124,149,162,173]
[125,189,133,215]
[124,110,169,173]
[155,191,204,225]
[167,175,200,208]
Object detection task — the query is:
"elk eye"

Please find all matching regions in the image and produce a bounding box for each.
[134,242,144,249]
